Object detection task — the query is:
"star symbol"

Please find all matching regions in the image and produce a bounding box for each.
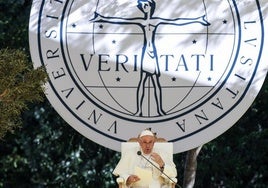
[112,40,116,44]
[72,23,77,28]
[172,77,177,82]
[207,77,212,81]
[223,19,228,24]
[192,39,197,44]
[99,24,104,29]
[116,77,121,82]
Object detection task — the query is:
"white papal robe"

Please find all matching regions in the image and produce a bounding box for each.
[113,147,177,188]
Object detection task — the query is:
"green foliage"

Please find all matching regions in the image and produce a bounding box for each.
[0,48,47,139]
[0,102,119,187]
[0,0,31,49]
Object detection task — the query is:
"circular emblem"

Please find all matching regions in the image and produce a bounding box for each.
[29,0,268,153]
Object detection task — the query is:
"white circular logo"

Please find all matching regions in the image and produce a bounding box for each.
[29,0,268,153]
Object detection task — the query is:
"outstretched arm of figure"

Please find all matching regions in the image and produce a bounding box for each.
[157,14,210,26]
[90,12,144,25]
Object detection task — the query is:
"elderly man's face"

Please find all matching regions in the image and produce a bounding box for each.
[139,135,155,154]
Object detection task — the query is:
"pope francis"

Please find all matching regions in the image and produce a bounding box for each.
[113,129,177,188]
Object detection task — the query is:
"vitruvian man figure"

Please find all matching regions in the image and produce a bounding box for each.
[91,0,210,117]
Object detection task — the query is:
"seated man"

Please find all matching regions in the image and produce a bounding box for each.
[113,129,177,188]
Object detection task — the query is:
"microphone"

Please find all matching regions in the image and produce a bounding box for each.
[137,151,181,188]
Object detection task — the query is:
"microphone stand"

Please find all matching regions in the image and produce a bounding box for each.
[137,151,182,188]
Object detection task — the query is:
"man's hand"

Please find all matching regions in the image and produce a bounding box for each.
[151,152,165,168]
[126,175,140,186]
